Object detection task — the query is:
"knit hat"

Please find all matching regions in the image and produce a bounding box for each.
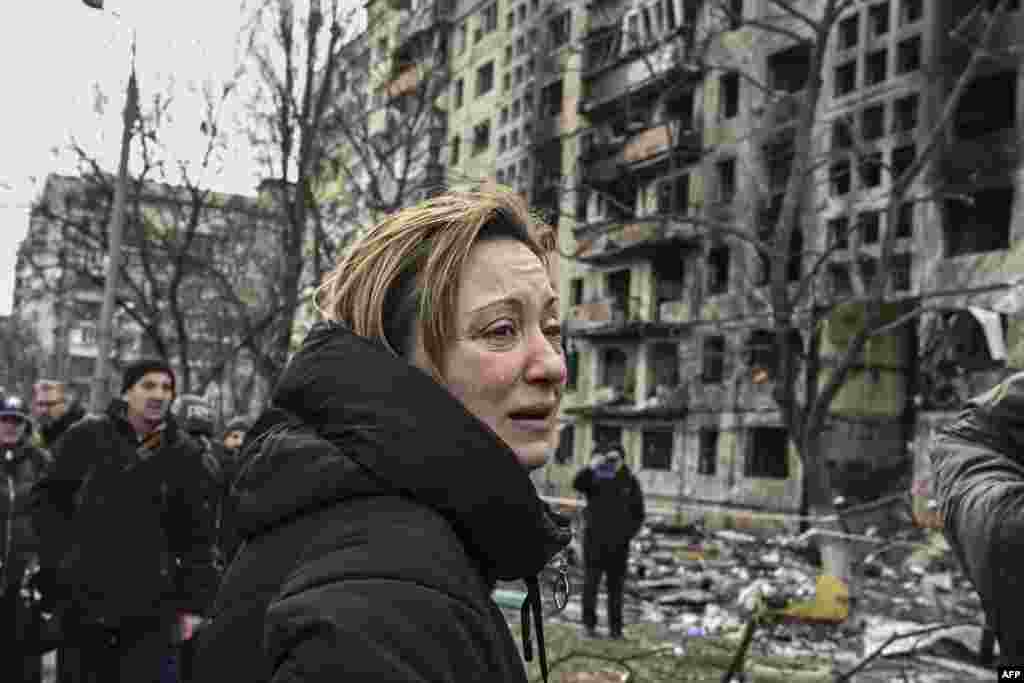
[120,358,176,396]
[224,416,252,434]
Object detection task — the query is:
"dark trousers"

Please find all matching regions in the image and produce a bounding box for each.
[56,614,176,683]
[1,586,43,683]
[582,546,628,636]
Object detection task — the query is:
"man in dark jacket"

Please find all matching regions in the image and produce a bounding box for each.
[31,359,220,683]
[573,445,645,639]
[930,371,1024,667]
[31,381,86,451]
[0,395,52,682]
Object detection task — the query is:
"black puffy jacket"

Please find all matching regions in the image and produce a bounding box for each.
[573,463,645,560]
[31,400,220,624]
[192,322,571,683]
[1,439,51,591]
[930,371,1024,665]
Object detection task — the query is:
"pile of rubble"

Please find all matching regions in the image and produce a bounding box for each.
[550,517,993,677]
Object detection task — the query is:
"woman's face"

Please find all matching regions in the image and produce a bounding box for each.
[413,238,566,470]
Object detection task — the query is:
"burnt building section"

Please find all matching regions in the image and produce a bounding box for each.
[910,0,1024,528]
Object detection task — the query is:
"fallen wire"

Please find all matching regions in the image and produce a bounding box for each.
[833,620,981,682]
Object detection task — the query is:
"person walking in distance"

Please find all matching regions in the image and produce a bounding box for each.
[31,359,219,683]
[573,445,645,639]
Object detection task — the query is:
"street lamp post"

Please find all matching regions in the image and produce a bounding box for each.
[85,0,139,413]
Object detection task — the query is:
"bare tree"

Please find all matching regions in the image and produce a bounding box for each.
[21,77,284,407]
[0,314,45,402]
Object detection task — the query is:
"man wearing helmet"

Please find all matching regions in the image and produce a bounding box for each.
[0,395,52,682]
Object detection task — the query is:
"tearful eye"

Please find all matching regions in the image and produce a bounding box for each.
[485,322,518,339]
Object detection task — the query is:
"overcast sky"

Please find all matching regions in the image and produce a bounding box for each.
[0,0,364,315]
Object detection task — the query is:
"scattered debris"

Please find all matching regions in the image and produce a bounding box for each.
[537,509,991,679]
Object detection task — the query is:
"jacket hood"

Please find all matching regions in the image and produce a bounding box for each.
[235,321,571,583]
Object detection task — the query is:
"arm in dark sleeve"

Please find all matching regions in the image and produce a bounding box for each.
[30,421,96,572]
[169,442,222,614]
[930,408,1024,660]
[628,475,645,539]
[572,467,593,495]
[265,581,495,683]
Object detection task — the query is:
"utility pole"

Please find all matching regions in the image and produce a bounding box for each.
[88,1,139,412]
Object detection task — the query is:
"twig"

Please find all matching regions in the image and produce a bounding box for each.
[834,621,978,682]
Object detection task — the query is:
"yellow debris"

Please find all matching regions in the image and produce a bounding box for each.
[778,574,850,623]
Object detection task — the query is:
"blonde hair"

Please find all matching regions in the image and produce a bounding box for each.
[314,187,554,380]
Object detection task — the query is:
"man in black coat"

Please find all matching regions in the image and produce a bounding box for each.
[31,359,220,683]
[0,395,52,682]
[573,445,645,639]
[31,381,86,451]
[930,371,1024,667]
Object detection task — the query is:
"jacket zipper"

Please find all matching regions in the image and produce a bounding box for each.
[2,463,14,589]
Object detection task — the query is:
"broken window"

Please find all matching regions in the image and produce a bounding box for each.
[540,80,563,118]
[707,245,730,295]
[891,253,912,290]
[830,159,852,196]
[642,430,674,471]
[454,78,464,108]
[891,144,916,182]
[657,174,690,214]
[901,0,923,25]
[768,43,811,93]
[648,343,680,402]
[955,71,1017,140]
[601,347,628,392]
[788,228,803,281]
[832,119,853,149]
[830,263,852,296]
[450,135,461,166]
[566,350,579,391]
[866,49,888,86]
[654,250,685,304]
[859,152,883,188]
[717,158,737,202]
[859,211,881,244]
[570,278,583,306]
[838,13,859,51]
[476,61,495,96]
[862,104,885,141]
[554,424,575,464]
[472,120,491,155]
[764,135,794,191]
[835,61,857,97]
[829,215,850,249]
[549,10,571,47]
[607,269,631,315]
[745,427,790,479]
[593,424,624,453]
[667,90,695,131]
[895,202,914,238]
[702,335,726,383]
[897,36,921,74]
[698,429,719,475]
[746,329,777,377]
[945,186,1014,256]
[893,93,919,133]
[720,72,740,119]
[869,2,890,37]
[859,258,878,289]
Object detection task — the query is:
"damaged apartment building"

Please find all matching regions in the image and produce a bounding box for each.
[351,0,1024,528]
[535,0,1024,530]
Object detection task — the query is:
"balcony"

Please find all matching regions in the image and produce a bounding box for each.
[565,383,688,420]
[581,125,701,183]
[572,217,698,265]
[942,128,1018,185]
